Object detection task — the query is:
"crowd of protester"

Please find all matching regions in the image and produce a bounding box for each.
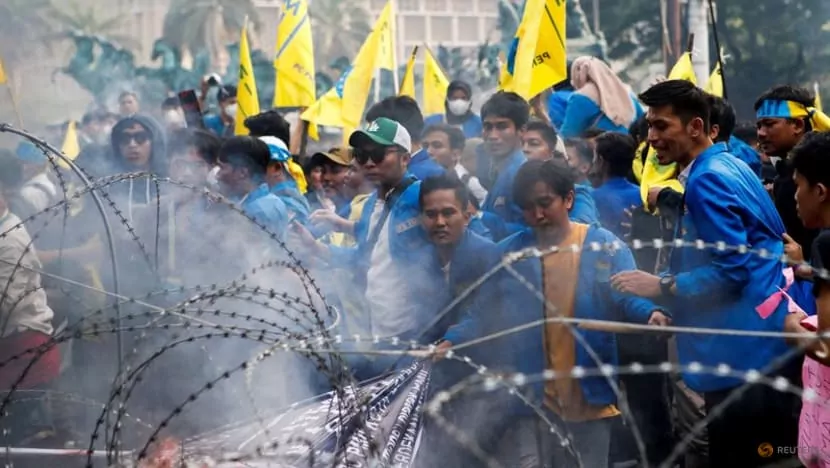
[1,54,830,468]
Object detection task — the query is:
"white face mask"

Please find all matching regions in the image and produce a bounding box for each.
[224,103,238,119]
[447,99,471,116]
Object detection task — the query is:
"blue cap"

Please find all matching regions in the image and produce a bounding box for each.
[15,142,47,163]
[258,136,291,162]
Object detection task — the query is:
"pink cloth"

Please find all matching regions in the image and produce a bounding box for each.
[756,267,803,319]
[800,353,830,467]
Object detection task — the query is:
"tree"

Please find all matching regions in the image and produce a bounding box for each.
[48,2,140,50]
[308,0,371,75]
[162,0,260,66]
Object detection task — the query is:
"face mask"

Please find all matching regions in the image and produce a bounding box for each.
[224,103,238,119]
[447,99,471,116]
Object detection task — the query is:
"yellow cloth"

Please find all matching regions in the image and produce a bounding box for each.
[542,223,620,422]
[329,193,371,247]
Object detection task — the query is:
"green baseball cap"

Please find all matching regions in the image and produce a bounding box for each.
[348,117,412,153]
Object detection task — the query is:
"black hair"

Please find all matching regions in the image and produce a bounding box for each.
[218,136,271,177]
[217,85,237,102]
[118,91,137,101]
[422,124,466,151]
[595,132,637,178]
[447,80,472,99]
[245,110,292,144]
[481,91,530,129]
[418,173,471,211]
[628,115,649,145]
[513,159,576,209]
[638,80,711,132]
[168,128,222,165]
[161,96,181,108]
[790,132,830,187]
[564,138,594,166]
[733,121,758,145]
[581,128,605,139]
[707,94,736,143]
[366,96,424,143]
[754,85,815,111]
[525,121,560,149]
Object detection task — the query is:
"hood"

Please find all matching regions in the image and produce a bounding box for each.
[110,113,168,176]
[445,80,474,124]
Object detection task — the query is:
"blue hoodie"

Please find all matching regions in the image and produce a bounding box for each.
[238,183,291,238]
[559,93,644,139]
[477,148,527,241]
[667,142,792,392]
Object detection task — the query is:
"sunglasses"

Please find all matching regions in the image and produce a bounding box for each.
[354,146,398,165]
[117,132,150,145]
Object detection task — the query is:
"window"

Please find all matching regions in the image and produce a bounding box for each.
[429,16,454,42]
[451,0,474,13]
[457,17,480,42]
[404,16,426,41]
[425,0,448,12]
[478,0,497,13]
[398,0,420,11]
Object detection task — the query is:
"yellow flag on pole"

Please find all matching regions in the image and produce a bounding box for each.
[273,0,316,108]
[399,46,417,98]
[501,0,567,101]
[703,63,723,97]
[0,56,7,85]
[376,0,397,72]
[301,1,394,136]
[668,52,697,84]
[423,46,449,116]
[235,21,260,136]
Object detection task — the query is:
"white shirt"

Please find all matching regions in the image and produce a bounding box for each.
[364,199,421,338]
[20,172,57,213]
[677,159,696,188]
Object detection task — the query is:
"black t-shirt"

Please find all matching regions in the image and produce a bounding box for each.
[810,230,830,297]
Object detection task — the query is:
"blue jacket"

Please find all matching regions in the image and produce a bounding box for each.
[593,177,641,238]
[560,93,644,139]
[448,225,658,415]
[329,178,448,341]
[408,148,446,181]
[547,90,573,130]
[728,136,762,177]
[667,142,792,392]
[240,183,291,238]
[271,180,311,224]
[572,183,600,226]
[424,113,483,139]
[477,149,527,241]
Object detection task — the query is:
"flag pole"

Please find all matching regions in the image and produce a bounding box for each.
[706,0,727,99]
[391,0,400,94]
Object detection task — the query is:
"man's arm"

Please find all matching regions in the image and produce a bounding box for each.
[673,171,751,298]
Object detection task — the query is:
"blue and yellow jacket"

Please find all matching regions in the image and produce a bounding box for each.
[667,142,792,392]
[445,225,657,415]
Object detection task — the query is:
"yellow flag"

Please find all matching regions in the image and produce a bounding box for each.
[668,52,696,84]
[703,63,723,97]
[61,120,81,160]
[423,47,449,116]
[0,56,7,85]
[815,82,823,112]
[235,22,260,136]
[376,1,397,72]
[399,46,418,99]
[301,1,393,132]
[501,0,567,101]
[273,0,316,108]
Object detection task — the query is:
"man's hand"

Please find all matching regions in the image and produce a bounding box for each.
[648,310,671,326]
[287,221,328,259]
[309,209,347,232]
[783,233,804,264]
[432,340,453,362]
[611,270,662,298]
[647,186,664,212]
